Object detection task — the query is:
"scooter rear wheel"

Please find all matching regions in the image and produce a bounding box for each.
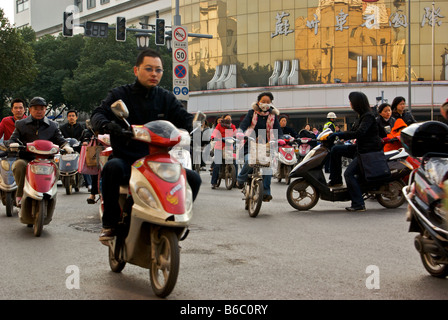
[375,180,405,209]
[287,179,319,211]
[150,229,180,298]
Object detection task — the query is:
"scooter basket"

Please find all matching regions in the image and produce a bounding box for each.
[248,143,271,167]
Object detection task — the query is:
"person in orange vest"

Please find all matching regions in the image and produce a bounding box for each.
[383,118,407,152]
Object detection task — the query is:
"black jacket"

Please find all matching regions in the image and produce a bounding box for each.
[91,80,194,163]
[392,110,416,126]
[281,126,297,138]
[7,116,67,160]
[338,112,383,154]
[376,116,396,138]
[60,122,85,141]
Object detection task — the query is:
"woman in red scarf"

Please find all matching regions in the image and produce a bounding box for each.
[236,92,283,202]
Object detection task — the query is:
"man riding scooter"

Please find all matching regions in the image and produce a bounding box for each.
[5,97,73,207]
[91,48,201,242]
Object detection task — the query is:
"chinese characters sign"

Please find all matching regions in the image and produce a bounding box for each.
[271,6,444,37]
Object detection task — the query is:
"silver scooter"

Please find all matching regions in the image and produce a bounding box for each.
[0,144,18,216]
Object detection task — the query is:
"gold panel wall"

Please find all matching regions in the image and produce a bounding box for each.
[175,0,448,91]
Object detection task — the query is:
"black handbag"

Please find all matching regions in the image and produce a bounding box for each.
[357,151,391,181]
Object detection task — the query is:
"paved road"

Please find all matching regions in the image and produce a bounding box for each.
[0,172,446,301]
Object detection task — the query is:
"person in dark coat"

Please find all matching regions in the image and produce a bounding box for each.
[376,103,396,138]
[391,96,416,126]
[59,110,85,141]
[328,91,383,212]
[279,114,297,138]
[236,92,283,202]
[91,49,201,241]
[6,97,72,206]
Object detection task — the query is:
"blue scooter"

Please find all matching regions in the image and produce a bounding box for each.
[0,144,18,217]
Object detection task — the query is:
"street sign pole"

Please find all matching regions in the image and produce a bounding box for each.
[172,25,189,101]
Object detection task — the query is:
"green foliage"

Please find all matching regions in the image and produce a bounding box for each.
[3,16,174,115]
[0,9,37,116]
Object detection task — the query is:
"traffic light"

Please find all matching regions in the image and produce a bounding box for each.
[116,17,126,42]
[155,18,165,46]
[84,21,109,38]
[63,12,73,37]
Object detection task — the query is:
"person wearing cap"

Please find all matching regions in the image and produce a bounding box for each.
[324,112,337,132]
[323,112,337,173]
[6,97,72,207]
[0,98,27,141]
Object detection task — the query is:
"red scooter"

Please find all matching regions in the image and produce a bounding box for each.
[11,140,59,237]
[99,100,199,298]
[274,134,297,184]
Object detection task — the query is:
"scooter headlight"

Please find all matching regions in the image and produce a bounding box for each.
[147,161,181,183]
[61,153,78,161]
[136,187,158,209]
[30,164,54,175]
[1,160,10,171]
[133,126,151,142]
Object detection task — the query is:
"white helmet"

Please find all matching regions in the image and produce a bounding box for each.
[327,112,336,119]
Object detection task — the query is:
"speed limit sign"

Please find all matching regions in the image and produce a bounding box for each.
[174,48,187,63]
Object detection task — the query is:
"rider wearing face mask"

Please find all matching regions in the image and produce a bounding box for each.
[210,114,237,189]
[236,92,283,202]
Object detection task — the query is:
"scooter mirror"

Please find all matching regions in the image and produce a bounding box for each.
[111,100,129,120]
[193,111,206,124]
[85,119,93,131]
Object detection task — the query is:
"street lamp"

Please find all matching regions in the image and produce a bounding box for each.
[136,32,151,50]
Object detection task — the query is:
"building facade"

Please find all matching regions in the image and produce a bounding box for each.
[177,0,448,129]
[11,0,448,129]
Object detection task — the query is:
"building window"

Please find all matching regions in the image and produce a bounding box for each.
[87,0,96,9]
[100,0,110,4]
[16,0,29,13]
[74,0,83,12]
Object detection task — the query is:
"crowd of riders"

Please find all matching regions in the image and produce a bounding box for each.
[195,91,443,212]
[1,46,446,219]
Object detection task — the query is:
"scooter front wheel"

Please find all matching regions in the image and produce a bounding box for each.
[287,179,319,211]
[225,164,236,190]
[108,245,126,273]
[33,199,46,237]
[150,229,180,298]
[248,179,263,218]
[5,192,14,217]
[419,232,448,278]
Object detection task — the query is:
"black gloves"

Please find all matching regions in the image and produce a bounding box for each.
[104,122,123,136]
